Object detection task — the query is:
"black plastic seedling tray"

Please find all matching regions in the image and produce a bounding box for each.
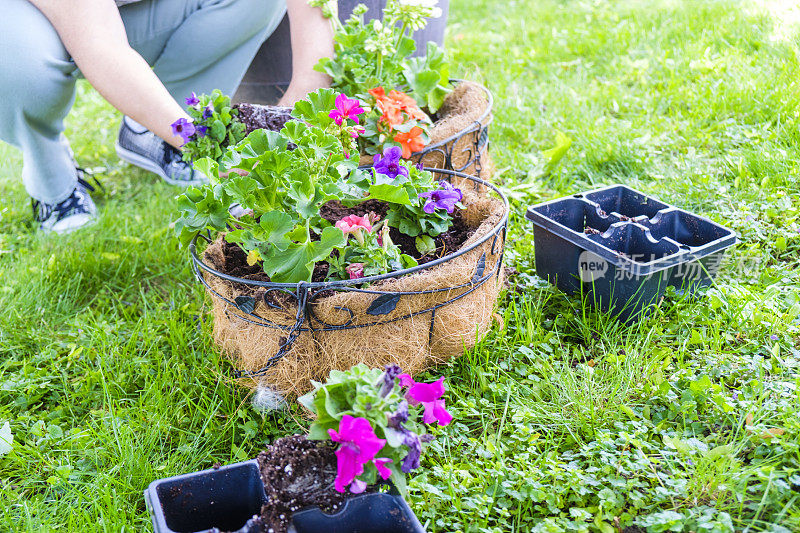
[144,460,426,533]
[525,185,737,320]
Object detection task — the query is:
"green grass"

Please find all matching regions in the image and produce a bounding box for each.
[1,0,799,531]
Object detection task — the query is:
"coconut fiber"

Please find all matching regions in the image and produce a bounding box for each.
[359,81,495,181]
[202,189,506,398]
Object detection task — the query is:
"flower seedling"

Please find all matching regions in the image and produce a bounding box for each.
[298,364,452,496]
[312,0,451,156]
[171,89,246,162]
[174,89,465,282]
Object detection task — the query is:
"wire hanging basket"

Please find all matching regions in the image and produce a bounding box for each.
[189,169,508,395]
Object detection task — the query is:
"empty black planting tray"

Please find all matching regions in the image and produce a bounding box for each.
[525,185,737,320]
[144,460,426,533]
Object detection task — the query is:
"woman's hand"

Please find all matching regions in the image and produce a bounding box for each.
[277,0,334,106]
[27,0,188,148]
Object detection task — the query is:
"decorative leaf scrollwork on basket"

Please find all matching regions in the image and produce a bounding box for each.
[366,293,403,316]
[472,253,486,283]
[234,295,256,315]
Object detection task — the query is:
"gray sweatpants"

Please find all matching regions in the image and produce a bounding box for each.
[0,0,286,203]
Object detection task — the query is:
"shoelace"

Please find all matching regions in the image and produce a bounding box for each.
[163,144,196,181]
[31,170,102,223]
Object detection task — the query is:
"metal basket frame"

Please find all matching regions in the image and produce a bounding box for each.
[189,169,508,378]
[409,80,493,177]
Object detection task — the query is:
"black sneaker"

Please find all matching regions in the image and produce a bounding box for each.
[115,116,207,186]
[32,171,98,234]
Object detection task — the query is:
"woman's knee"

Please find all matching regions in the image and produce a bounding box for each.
[0,0,77,121]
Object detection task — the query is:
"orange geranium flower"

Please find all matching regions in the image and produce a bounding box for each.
[369,86,403,129]
[387,89,427,121]
[393,126,426,158]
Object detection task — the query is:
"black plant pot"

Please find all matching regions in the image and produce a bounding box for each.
[144,460,426,533]
[236,0,450,105]
[525,185,737,321]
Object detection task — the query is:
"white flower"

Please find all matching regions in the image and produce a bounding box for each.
[0,422,13,456]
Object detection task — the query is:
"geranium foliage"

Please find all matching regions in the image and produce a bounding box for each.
[173,89,464,283]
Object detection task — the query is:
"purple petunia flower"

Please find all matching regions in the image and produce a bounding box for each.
[185,92,200,106]
[373,146,409,180]
[329,93,364,126]
[401,430,422,473]
[380,364,403,397]
[203,105,214,119]
[418,181,463,215]
[195,125,208,138]
[388,400,409,429]
[171,118,196,146]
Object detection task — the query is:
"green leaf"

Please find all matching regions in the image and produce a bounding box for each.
[262,226,346,283]
[210,119,226,141]
[388,461,408,498]
[256,211,295,251]
[542,130,572,173]
[193,157,219,181]
[369,183,411,204]
[415,235,436,255]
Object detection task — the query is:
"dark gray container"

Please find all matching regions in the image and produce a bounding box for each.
[144,459,426,533]
[235,0,450,104]
[525,185,737,320]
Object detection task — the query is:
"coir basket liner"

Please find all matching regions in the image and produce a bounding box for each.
[190,170,508,398]
[410,80,494,180]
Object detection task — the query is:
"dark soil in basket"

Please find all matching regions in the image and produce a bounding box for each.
[234,103,294,135]
[210,200,474,306]
[319,200,473,265]
[250,434,374,533]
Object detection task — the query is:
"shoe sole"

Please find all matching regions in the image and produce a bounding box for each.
[115,143,207,187]
[43,213,98,235]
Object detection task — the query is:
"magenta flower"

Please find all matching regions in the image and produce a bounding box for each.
[185,92,200,106]
[329,93,364,125]
[373,146,409,179]
[346,263,365,280]
[398,374,453,426]
[418,181,463,215]
[171,118,196,146]
[328,415,386,493]
[373,457,393,480]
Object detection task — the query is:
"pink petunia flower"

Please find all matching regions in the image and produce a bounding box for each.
[329,93,365,126]
[336,214,375,245]
[397,374,453,426]
[346,263,365,279]
[328,415,386,493]
[335,214,374,235]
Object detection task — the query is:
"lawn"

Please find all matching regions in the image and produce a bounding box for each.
[1,0,799,531]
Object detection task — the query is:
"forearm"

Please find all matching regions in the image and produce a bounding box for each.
[279,0,334,104]
[76,46,188,147]
[28,0,188,148]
